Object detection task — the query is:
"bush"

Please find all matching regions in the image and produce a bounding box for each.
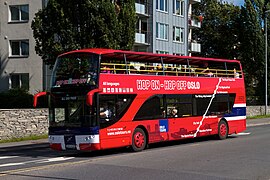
[0,88,34,108]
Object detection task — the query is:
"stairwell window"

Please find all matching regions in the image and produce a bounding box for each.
[9,4,29,22]
[10,40,29,57]
[156,22,168,40]
[173,0,184,16]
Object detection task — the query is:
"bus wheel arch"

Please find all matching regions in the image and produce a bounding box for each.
[131,126,148,152]
[217,118,229,140]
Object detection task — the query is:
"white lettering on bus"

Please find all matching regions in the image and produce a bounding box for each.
[187,81,200,90]
[137,80,161,90]
[137,80,200,91]
[137,80,151,90]
[164,80,176,90]
[177,81,187,90]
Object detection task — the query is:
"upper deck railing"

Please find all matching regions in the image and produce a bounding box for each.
[100,62,242,78]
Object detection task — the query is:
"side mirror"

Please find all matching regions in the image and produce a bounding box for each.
[33,92,48,108]
[86,89,101,106]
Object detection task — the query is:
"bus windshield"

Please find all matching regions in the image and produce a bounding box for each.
[49,94,97,128]
[51,53,98,88]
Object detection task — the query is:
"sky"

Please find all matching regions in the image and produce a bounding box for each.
[225,0,244,6]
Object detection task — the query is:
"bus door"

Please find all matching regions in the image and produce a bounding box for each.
[166,95,196,139]
[97,94,136,149]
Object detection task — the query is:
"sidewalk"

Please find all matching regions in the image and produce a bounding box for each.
[246,117,270,127]
[0,118,269,149]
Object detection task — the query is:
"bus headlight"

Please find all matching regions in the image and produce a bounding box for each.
[85,135,95,141]
[49,136,54,141]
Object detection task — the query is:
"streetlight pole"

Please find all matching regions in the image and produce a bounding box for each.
[265,10,270,115]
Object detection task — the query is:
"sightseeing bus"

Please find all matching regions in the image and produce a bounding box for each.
[34,48,246,152]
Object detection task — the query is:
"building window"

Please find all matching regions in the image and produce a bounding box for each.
[156,0,168,12]
[10,73,29,90]
[10,40,29,57]
[156,22,168,40]
[156,50,169,54]
[173,53,184,56]
[173,26,184,43]
[9,4,29,22]
[173,0,184,16]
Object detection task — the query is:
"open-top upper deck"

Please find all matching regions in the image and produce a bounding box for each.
[59,48,243,78]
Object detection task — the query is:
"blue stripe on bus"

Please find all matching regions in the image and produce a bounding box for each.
[49,126,99,135]
[224,107,246,117]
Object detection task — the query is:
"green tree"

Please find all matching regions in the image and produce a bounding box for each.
[239,0,265,102]
[193,0,241,59]
[32,0,136,66]
[193,0,266,104]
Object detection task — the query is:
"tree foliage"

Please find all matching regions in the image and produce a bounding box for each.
[239,0,265,100]
[193,0,267,104]
[32,0,136,66]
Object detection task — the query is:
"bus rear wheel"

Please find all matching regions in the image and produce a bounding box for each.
[131,128,147,152]
[218,120,228,140]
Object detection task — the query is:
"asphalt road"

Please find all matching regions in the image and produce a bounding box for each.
[0,121,269,180]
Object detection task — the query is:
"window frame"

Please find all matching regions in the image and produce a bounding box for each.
[9,73,30,90]
[156,0,168,12]
[156,50,169,54]
[173,26,184,43]
[156,22,169,40]
[9,40,29,57]
[9,4,29,23]
[173,0,184,16]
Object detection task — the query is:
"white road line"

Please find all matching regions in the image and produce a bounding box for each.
[229,132,251,137]
[37,157,74,163]
[0,156,19,160]
[0,157,74,168]
[236,132,251,136]
[0,162,25,167]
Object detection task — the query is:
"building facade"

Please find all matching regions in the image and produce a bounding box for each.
[0,0,201,95]
[0,0,49,94]
[134,0,201,55]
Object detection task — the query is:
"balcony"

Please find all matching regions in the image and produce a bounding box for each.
[188,18,201,28]
[189,42,201,53]
[135,32,149,46]
[135,3,149,17]
[189,0,201,4]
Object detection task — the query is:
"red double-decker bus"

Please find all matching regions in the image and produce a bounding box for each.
[34,48,246,151]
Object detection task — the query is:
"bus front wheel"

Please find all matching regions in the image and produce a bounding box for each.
[218,120,228,140]
[131,128,147,152]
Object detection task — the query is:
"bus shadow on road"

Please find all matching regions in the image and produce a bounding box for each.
[0,136,238,158]
[71,135,238,158]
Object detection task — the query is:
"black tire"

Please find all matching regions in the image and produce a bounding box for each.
[218,120,228,140]
[131,128,147,152]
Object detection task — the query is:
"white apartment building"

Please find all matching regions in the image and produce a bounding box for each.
[134,0,201,55]
[0,0,201,94]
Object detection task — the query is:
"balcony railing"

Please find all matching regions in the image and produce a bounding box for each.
[189,0,201,4]
[188,18,201,28]
[135,3,149,16]
[189,42,201,53]
[135,32,149,45]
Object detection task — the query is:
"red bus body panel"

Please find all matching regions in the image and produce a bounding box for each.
[97,74,246,149]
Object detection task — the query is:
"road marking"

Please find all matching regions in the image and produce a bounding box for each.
[0,162,25,167]
[0,159,91,177]
[229,132,251,137]
[0,156,19,160]
[37,157,74,163]
[0,157,74,168]
[236,132,251,136]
